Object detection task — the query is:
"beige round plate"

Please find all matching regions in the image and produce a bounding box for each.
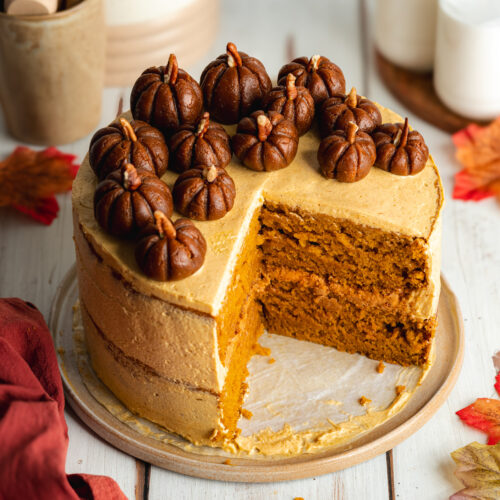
[50,265,464,482]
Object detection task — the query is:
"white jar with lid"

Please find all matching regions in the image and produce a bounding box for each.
[374,0,438,72]
[434,0,500,120]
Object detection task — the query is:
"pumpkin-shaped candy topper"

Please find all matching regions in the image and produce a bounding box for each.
[319,87,382,137]
[318,122,376,183]
[232,111,299,172]
[94,163,173,238]
[168,112,232,173]
[135,211,206,281]
[130,54,203,137]
[89,118,169,180]
[262,74,315,136]
[277,55,346,106]
[173,165,236,221]
[372,118,429,176]
[200,42,272,124]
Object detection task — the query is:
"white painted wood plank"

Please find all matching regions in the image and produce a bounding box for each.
[148,457,389,500]
[150,1,390,497]
[186,0,365,92]
[363,1,500,498]
[0,87,138,499]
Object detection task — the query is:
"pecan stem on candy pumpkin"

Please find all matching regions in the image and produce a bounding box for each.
[346,121,359,144]
[119,118,137,142]
[257,115,273,142]
[196,112,210,138]
[122,163,141,191]
[203,165,218,183]
[307,54,321,72]
[154,210,176,239]
[394,117,410,148]
[345,87,357,108]
[164,53,179,85]
[286,74,298,101]
[226,42,242,68]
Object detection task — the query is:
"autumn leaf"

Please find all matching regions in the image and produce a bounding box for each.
[457,399,500,446]
[450,442,500,500]
[0,146,79,224]
[456,352,500,445]
[452,118,500,202]
[453,170,495,202]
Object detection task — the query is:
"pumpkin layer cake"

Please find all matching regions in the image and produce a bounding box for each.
[72,105,443,448]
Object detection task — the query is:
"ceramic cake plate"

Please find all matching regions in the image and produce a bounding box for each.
[50,264,464,482]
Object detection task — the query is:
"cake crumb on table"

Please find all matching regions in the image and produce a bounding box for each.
[268,357,276,364]
[223,459,232,466]
[396,385,406,395]
[376,361,385,373]
[254,343,271,356]
[358,396,372,406]
[241,408,253,419]
[293,497,305,500]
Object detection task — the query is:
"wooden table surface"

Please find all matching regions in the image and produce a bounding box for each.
[1,1,499,498]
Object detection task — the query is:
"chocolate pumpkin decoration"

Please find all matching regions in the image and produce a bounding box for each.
[130,54,203,137]
[318,122,376,182]
[232,111,299,172]
[173,165,236,221]
[277,55,346,106]
[319,87,382,137]
[372,118,429,176]
[135,211,206,281]
[200,42,272,124]
[89,118,169,180]
[94,163,173,238]
[262,74,315,136]
[168,112,232,173]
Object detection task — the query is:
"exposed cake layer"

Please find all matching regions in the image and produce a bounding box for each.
[217,290,264,442]
[259,265,435,366]
[260,203,429,291]
[216,208,263,365]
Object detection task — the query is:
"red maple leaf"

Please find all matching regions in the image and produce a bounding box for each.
[0,146,79,225]
[457,399,500,445]
[456,352,500,445]
[453,170,495,202]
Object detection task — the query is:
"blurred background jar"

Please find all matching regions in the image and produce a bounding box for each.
[434,0,500,120]
[374,0,438,72]
[0,0,105,145]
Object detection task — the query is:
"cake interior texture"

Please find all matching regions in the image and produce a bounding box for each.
[73,106,442,448]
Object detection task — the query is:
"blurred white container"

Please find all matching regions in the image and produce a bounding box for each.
[104,0,219,86]
[434,0,500,120]
[374,0,438,72]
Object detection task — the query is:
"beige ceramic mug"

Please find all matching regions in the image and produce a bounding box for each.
[0,0,105,145]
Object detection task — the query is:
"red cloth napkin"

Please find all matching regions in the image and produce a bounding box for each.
[0,298,127,500]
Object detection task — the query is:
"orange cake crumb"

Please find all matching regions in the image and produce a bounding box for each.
[359,396,372,406]
[268,357,276,364]
[294,497,305,500]
[254,343,271,357]
[223,459,232,466]
[396,385,406,395]
[376,361,385,374]
[241,408,253,420]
